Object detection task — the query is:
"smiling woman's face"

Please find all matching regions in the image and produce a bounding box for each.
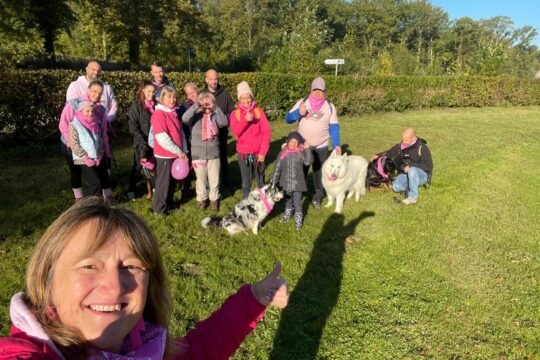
[50,220,149,352]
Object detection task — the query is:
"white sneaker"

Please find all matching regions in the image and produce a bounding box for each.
[401,197,417,205]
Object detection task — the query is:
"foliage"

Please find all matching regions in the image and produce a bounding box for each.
[1,107,539,359]
[2,69,540,143]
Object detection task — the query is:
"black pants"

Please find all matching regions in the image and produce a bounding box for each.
[304,147,329,203]
[285,191,303,214]
[237,153,265,199]
[80,160,111,196]
[219,127,229,184]
[60,142,82,189]
[153,158,176,215]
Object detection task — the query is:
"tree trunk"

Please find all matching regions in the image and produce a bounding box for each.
[43,31,56,65]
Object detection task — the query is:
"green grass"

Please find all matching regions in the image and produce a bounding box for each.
[1,106,539,359]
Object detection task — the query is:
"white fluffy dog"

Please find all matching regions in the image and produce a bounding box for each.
[321,150,369,213]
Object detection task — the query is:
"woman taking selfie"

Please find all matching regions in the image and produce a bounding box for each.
[0,197,288,359]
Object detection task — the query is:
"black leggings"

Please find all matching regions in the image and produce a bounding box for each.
[237,153,265,199]
[60,142,82,189]
[80,160,111,196]
[304,147,329,203]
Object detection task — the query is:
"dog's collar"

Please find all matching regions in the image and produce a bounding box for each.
[256,188,273,213]
[376,156,389,179]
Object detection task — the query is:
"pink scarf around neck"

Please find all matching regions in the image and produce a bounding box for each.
[400,137,418,150]
[279,145,304,160]
[308,95,326,113]
[201,112,218,141]
[75,111,100,133]
[144,99,155,114]
[376,156,389,179]
[239,100,257,114]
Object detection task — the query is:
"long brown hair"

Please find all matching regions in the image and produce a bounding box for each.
[25,197,171,358]
[136,80,156,107]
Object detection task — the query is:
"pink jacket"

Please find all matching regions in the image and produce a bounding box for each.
[229,106,271,156]
[0,285,265,360]
[66,75,117,123]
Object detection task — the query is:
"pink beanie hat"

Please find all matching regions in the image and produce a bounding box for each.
[236,81,253,100]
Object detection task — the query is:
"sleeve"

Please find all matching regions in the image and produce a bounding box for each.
[106,85,117,123]
[155,133,182,155]
[380,143,401,159]
[182,103,199,125]
[285,99,304,124]
[214,106,229,128]
[258,110,271,157]
[229,110,250,138]
[303,147,314,166]
[127,102,147,147]
[329,124,340,148]
[271,157,283,185]
[69,124,86,158]
[172,285,266,360]
[225,92,235,115]
[59,102,76,147]
[66,82,78,102]
[419,145,433,173]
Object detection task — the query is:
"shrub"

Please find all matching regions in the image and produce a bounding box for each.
[1,70,540,143]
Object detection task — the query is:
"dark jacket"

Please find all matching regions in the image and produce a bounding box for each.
[206,85,234,116]
[272,147,314,192]
[381,137,433,174]
[127,101,152,149]
[181,103,228,160]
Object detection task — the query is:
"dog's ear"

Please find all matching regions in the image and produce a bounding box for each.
[342,153,348,161]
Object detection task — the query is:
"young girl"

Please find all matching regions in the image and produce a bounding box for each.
[151,86,187,215]
[137,142,156,199]
[68,100,114,201]
[182,92,228,211]
[271,131,313,229]
[127,80,156,200]
[230,81,271,199]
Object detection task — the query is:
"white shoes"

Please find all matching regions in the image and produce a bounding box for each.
[401,197,417,205]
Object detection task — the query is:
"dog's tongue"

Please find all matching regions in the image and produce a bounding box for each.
[329,175,337,181]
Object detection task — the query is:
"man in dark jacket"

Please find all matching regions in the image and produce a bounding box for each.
[370,128,433,205]
[205,69,234,186]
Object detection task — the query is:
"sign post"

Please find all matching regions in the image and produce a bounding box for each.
[324,59,345,75]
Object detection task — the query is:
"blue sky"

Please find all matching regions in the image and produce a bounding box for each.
[431,0,540,46]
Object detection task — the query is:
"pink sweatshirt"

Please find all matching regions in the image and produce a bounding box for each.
[229,106,271,156]
[66,75,117,123]
[0,285,266,360]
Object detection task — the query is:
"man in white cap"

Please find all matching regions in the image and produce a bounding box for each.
[285,77,341,208]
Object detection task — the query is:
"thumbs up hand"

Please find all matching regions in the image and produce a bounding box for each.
[251,261,289,308]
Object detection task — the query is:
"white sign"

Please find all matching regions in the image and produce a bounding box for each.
[324,59,345,65]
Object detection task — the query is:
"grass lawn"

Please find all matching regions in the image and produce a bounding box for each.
[1,106,539,359]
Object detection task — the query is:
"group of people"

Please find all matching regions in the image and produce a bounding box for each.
[59,60,433,225]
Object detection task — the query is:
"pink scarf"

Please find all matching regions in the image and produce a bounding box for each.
[75,111,100,133]
[279,145,304,160]
[239,100,257,115]
[201,112,218,141]
[400,137,418,150]
[144,99,155,114]
[308,95,326,113]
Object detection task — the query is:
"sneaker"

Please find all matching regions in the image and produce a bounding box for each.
[210,200,219,211]
[311,201,321,209]
[294,212,303,230]
[401,197,417,205]
[127,192,136,202]
[198,200,208,210]
[280,208,294,223]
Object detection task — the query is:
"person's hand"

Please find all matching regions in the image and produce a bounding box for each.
[177,152,187,159]
[251,261,288,308]
[194,102,203,113]
[256,154,265,163]
[370,154,379,162]
[334,146,342,155]
[83,155,95,167]
[403,165,409,173]
[95,156,102,167]
[299,103,307,116]
[246,112,254,122]
[303,140,310,148]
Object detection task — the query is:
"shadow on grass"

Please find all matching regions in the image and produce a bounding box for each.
[270,211,375,360]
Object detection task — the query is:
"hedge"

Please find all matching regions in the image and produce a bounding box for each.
[1,70,540,143]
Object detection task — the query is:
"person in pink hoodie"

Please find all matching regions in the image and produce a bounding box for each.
[59,80,111,202]
[0,197,288,359]
[229,81,271,199]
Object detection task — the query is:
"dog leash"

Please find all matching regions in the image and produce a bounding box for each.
[255,188,273,213]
